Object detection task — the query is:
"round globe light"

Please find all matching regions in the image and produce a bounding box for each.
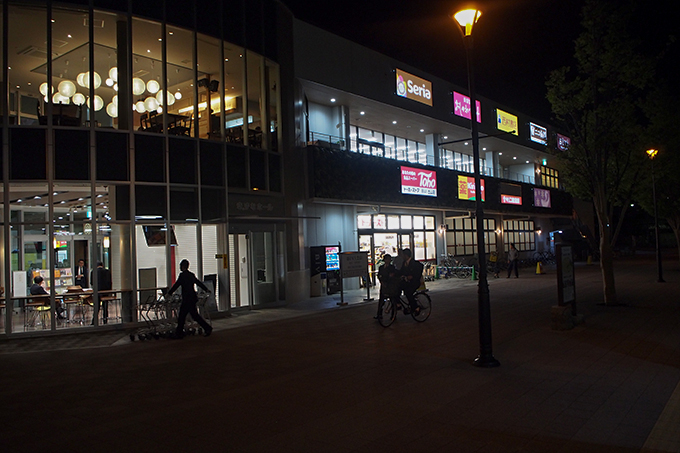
[135,101,146,113]
[132,78,146,95]
[146,80,160,94]
[108,67,118,82]
[93,72,102,89]
[112,94,118,106]
[58,80,76,97]
[76,72,87,88]
[53,92,70,104]
[87,95,104,111]
[155,90,165,105]
[174,91,182,100]
[144,96,159,112]
[106,102,118,118]
[39,82,53,96]
[113,83,119,92]
[157,106,163,114]
[167,92,176,105]
[72,93,86,105]
[105,78,114,87]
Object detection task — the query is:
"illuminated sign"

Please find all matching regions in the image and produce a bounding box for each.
[557,133,570,151]
[396,69,433,106]
[401,166,437,197]
[496,109,518,135]
[458,175,485,201]
[529,122,547,145]
[534,188,551,208]
[453,91,481,123]
[500,183,522,205]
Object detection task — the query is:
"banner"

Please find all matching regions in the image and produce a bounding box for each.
[534,188,551,208]
[458,175,485,201]
[529,122,547,145]
[453,91,481,123]
[401,166,437,197]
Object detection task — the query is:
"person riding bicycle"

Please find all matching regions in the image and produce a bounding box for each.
[399,248,423,315]
[376,254,400,319]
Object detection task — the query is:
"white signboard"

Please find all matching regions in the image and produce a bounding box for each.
[340,252,368,279]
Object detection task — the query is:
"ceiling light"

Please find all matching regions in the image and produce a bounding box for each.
[513,156,517,160]
[498,152,502,155]
[330,98,336,103]
[420,129,424,133]
[392,121,397,124]
[360,111,365,115]
[526,160,530,164]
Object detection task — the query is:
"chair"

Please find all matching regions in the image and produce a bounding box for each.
[168,115,192,136]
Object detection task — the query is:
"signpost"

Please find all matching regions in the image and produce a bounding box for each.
[338,251,369,306]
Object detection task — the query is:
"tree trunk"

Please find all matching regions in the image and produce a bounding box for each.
[599,224,618,305]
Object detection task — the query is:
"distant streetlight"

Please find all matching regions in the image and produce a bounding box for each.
[646,149,664,283]
[453,8,499,368]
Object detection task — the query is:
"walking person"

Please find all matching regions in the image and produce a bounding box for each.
[166,259,212,338]
[507,243,519,278]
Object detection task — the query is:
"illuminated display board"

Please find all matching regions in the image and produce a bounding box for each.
[496,109,519,135]
[500,183,522,205]
[395,69,432,106]
[557,134,571,151]
[458,175,485,201]
[401,166,437,197]
[529,122,548,145]
[453,91,481,123]
[534,188,551,208]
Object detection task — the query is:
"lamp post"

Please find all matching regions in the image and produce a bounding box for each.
[646,149,664,283]
[454,9,499,367]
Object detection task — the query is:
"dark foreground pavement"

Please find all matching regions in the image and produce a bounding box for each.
[3,255,680,452]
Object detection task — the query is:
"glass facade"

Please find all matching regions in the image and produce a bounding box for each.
[1,0,284,336]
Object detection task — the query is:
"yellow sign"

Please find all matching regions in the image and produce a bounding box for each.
[496,109,518,135]
[396,69,433,107]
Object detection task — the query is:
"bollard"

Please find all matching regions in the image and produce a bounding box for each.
[587,255,592,265]
[471,266,478,281]
[536,261,544,274]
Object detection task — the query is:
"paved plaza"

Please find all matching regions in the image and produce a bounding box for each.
[2,254,680,452]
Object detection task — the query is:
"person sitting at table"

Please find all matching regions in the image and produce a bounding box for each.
[30,276,65,319]
[91,262,112,325]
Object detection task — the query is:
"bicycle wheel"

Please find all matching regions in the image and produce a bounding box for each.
[377,298,397,327]
[411,292,431,322]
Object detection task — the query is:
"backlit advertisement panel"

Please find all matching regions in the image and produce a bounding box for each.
[557,134,571,151]
[396,69,433,106]
[458,175,485,201]
[401,166,437,197]
[500,182,522,205]
[453,91,481,123]
[496,109,519,135]
[534,188,551,208]
[529,122,548,145]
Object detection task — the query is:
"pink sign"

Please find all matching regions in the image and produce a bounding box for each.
[401,166,437,197]
[501,194,522,205]
[453,91,481,123]
[557,134,570,151]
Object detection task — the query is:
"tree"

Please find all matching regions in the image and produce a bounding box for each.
[546,0,656,305]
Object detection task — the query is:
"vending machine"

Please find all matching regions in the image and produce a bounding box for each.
[310,245,342,295]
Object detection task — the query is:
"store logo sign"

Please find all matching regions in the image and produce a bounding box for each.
[500,182,522,205]
[496,109,518,136]
[458,175,485,201]
[556,133,570,151]
[534,188,551,208]
[453,91,481,123]
[401,166,437,197]
[396,69,432,106]
[529,122,547,145]
[501,195,522,205]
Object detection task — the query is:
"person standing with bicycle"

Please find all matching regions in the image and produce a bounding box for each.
[375,254,400,319]
[399,248,423,315]
[507,243,519,278]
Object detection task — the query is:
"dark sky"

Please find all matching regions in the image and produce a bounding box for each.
[281,0,678,124]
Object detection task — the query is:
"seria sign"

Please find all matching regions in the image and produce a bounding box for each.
[396,69,432,107]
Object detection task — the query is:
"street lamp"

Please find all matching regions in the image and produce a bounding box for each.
[454,8,499,367]
[646,149,664,283]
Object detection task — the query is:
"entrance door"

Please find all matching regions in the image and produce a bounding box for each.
[228,231,278,308]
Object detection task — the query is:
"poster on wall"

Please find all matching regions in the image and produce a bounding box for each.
[500,182,522,205]
[453,91,481,123]
[496,109,519,135]
[401,166,437,197]
[458,175,485,201]
[534,188,551,208]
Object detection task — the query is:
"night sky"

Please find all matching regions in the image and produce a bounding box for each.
[281,0,679,124]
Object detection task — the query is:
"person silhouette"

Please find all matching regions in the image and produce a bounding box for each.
[166,259,212,338]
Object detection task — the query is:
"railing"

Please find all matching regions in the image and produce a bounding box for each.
[306,131,540,186]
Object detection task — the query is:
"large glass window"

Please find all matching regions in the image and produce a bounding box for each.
[224,44,244,144]
[246,50,263,148]
[446,217,497,256]
[197,33,221,140]
[503,220,535,252]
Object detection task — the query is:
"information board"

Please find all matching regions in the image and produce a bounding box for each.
[340,252,368,279]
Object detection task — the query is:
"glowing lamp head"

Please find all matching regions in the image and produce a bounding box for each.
[646,149,658,159]
[454,9,482,36]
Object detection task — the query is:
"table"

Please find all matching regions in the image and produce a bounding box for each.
[143,112,192,136]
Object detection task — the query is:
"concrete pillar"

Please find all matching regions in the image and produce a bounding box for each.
[485,151,499,177]
[426,133,440,167]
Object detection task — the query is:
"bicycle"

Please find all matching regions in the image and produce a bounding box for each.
[376,290,432,327]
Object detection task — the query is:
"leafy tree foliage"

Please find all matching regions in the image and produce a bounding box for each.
[546,0,657,305]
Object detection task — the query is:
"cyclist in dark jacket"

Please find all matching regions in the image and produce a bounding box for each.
[399,248,423,315]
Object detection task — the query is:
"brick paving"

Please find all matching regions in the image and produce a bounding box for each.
[2,254,680,452]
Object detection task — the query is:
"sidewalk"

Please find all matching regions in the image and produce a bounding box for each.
[2,256,680,452]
